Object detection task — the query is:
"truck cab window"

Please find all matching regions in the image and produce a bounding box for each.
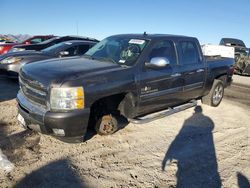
[148,40,177,65]
[179,41,199,64]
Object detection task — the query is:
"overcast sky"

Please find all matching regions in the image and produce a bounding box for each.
[1,0,250,46]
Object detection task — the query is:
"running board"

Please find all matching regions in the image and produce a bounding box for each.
[129,100,197,124]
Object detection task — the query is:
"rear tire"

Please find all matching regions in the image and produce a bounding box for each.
[202,79,224,107]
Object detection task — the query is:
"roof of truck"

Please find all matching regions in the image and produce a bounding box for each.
[221,38,246,47]
[110,33,197,40]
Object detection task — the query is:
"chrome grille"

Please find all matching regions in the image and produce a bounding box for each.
[19,72,47,107]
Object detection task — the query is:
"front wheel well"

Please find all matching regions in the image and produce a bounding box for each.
[88,93,127,125]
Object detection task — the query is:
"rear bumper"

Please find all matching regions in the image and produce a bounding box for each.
[17,91,90,142]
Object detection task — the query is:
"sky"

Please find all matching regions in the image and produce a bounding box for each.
[1,0,250,46]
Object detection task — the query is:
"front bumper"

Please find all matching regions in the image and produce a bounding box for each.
[17,91,90,142]
[0,63,21,78]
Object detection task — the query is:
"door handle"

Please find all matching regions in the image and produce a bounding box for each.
[196,69,204,73]
[171,73,181,77]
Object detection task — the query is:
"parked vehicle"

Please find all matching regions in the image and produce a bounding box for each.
[10,36,99,53]
[0,36,15,44]
[0,35,55,55]
[220,38,250,75]
[17,34,234,142]
[0,40,97,78]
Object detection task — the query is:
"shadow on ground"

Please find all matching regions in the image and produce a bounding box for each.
[0,78,19,102]
[0,121,40,162]
[237,172,250,188]
[162,106,221,187]
[14,159,88,188]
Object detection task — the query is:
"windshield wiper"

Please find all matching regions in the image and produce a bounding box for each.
[82,55,118,65]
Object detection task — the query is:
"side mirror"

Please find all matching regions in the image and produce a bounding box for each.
[59,51,69,57]
[145,57,170,69]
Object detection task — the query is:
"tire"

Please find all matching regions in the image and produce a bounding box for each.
[202,79,224,107]
[95,114,118,135]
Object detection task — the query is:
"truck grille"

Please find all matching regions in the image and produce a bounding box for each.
[19,72,47,107]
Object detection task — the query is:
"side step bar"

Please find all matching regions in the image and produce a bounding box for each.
[129,100,197,124]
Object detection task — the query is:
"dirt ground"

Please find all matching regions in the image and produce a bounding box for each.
[0,77,249,188]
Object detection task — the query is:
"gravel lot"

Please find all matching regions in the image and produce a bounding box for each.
[0,77,249,188]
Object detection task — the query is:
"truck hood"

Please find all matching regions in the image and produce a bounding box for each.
[21,57,121,88]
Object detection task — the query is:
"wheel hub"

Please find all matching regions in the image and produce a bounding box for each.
[213,85,223,104]
[99,115,114,134]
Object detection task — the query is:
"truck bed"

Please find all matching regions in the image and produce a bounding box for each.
[205,56,234,65]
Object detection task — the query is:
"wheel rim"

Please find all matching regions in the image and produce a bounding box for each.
[99,115,115,135]
[212,84,223,105]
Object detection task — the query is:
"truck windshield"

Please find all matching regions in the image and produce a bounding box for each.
[84,36,148,66]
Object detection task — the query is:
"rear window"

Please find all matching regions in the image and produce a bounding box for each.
[30,38,43,44]
[178,41,200,65]
[220,39,246,47]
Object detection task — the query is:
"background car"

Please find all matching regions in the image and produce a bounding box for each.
[0,40,98,78]
[0,36,15,44]
[10,35,99,53]
[0,35,55,55]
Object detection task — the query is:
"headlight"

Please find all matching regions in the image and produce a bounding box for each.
[0,46,3,51]
[9,48,25,53]
[0,57,23,64]
[50,87,84,111]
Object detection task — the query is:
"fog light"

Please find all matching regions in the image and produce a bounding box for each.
[52,129,65,136]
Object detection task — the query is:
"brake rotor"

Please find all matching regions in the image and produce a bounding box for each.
[98,115,115,134]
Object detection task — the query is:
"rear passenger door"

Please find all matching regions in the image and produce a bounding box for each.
[177,40,206,100]
[138,40,184,115]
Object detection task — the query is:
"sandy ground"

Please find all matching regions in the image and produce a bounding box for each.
[233,75,250,87]
[0,77,249,188]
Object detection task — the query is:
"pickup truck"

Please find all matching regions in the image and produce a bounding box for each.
[17,34,234,142]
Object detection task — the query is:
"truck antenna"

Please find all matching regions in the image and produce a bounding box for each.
[76,21,79,35]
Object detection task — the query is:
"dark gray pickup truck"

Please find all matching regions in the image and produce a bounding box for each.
[17,34,234,142]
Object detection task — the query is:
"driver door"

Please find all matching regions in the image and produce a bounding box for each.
[137,40,185,115]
